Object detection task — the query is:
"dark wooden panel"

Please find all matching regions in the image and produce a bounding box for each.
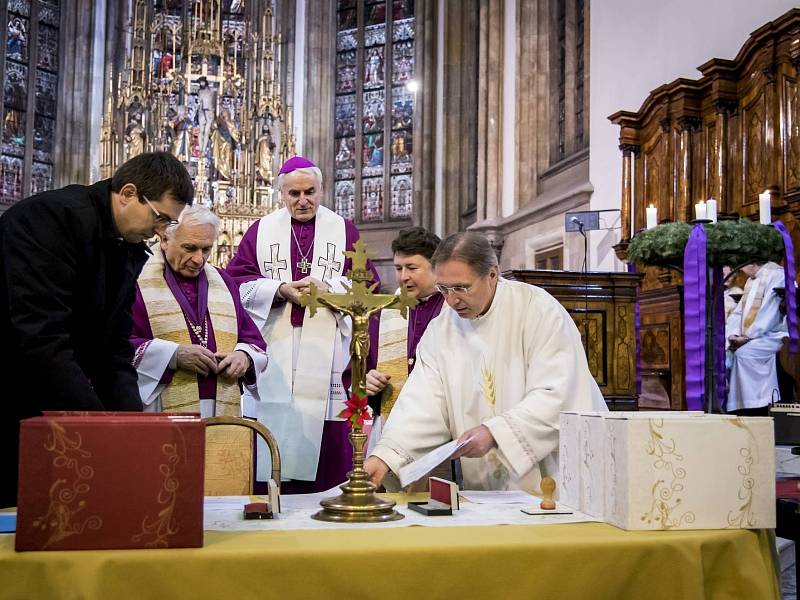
[504,270,643,410]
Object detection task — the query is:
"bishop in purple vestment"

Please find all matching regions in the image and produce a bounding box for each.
[131,206,267,417]
[227,156,380,493]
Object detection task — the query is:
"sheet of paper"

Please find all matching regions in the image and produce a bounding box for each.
[398,439,467,487]
[459,490,537,504]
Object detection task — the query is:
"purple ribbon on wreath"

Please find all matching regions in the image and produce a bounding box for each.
[772,220,798,354]
[712,267,726,409]
[683,224,707,411]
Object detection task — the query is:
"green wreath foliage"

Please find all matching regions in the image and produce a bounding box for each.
[626,219,784,268]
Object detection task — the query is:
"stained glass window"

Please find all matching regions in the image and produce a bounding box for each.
[1,0,60,206]
[551,0,588,165]
[334,0,415,223]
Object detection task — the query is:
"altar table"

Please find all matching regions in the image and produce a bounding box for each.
[0,498,780,600]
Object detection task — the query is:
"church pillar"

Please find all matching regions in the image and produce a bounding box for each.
[54,0,112,186]
[297,0,335,190]
[468,0,505,255]
[473,0,560,260]
[412,0,438,232]
[500,0,516,219]
[475,0,504,226]
[442,0,479,234]
[277,0,297,149]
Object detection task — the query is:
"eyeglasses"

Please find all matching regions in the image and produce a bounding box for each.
[435,283,474,296]
[142,194,180,226]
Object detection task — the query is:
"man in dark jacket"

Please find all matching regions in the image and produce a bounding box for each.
[0,152,194,507]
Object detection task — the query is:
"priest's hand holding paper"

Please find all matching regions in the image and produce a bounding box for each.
[364,455,390,487]
[366,369,390,396]
[452,425,497,459]
[176,344,219,376]
[215,350,250,379]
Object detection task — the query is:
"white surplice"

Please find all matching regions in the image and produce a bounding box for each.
[371,278,607,493]
[726,261,788,411]
[238,206,352,481]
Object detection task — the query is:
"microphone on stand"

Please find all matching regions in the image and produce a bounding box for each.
[571,217,590,361]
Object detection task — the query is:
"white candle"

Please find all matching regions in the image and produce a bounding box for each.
[694,201,706,221]
[706,198,717,223]
[759,190,772,225]
[646,204,658,229]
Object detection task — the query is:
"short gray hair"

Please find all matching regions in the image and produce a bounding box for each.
[165,205,220,239]
[275,166,323,193]
[431,231,499,277]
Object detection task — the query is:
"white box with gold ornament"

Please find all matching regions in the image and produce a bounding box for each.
[559,411,703,516]
[558,411,581,509]
[603,415,775,531]
[578,413,607,517]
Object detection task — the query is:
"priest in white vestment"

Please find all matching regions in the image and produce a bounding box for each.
[366,232,607,492]
[726,261,788,415]
[226,156,381,493]
[131,206,268,418]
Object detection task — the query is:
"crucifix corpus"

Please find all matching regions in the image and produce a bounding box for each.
[300,239,417,522]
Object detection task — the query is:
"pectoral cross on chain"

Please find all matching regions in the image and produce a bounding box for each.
[297,256,311,274]
[317,242,342,280]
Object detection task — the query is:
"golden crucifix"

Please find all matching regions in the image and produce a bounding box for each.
[300,239,417,399]
[299,239,417,523]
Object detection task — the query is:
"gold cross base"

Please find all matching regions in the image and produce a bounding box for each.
[311,432,404,523]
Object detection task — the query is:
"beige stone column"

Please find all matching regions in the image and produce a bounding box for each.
[475,0,503,226]
[298,0,335,193]
[55,0,115,187]
[442,0,479,234]
[413,0,438,232]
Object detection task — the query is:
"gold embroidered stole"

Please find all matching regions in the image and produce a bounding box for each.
[740,263,780,334]
[138,252,241,416]
[376,308,409,418]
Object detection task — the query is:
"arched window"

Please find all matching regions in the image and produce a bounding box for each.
[551,0,588,165]
[334,0,414,224]
[0,0,60,207]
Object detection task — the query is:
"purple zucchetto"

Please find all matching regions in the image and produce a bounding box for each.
[278,155,317,175]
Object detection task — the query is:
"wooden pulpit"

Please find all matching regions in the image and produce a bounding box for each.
[504,270,643,410]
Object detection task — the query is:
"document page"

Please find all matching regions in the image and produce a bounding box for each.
[398,438,468,487]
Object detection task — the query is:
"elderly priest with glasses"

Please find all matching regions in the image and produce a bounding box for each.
[226,155,380,493]
[130,206,267,418]
[365,231,607,492]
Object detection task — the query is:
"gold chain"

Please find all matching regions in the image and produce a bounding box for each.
[188,316,209,348]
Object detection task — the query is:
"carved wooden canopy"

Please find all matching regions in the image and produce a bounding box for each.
[611,8,800,246]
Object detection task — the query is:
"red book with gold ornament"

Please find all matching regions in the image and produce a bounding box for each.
[15,415,205,551]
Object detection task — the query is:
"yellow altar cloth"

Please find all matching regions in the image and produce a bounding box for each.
[0,497,780,600]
